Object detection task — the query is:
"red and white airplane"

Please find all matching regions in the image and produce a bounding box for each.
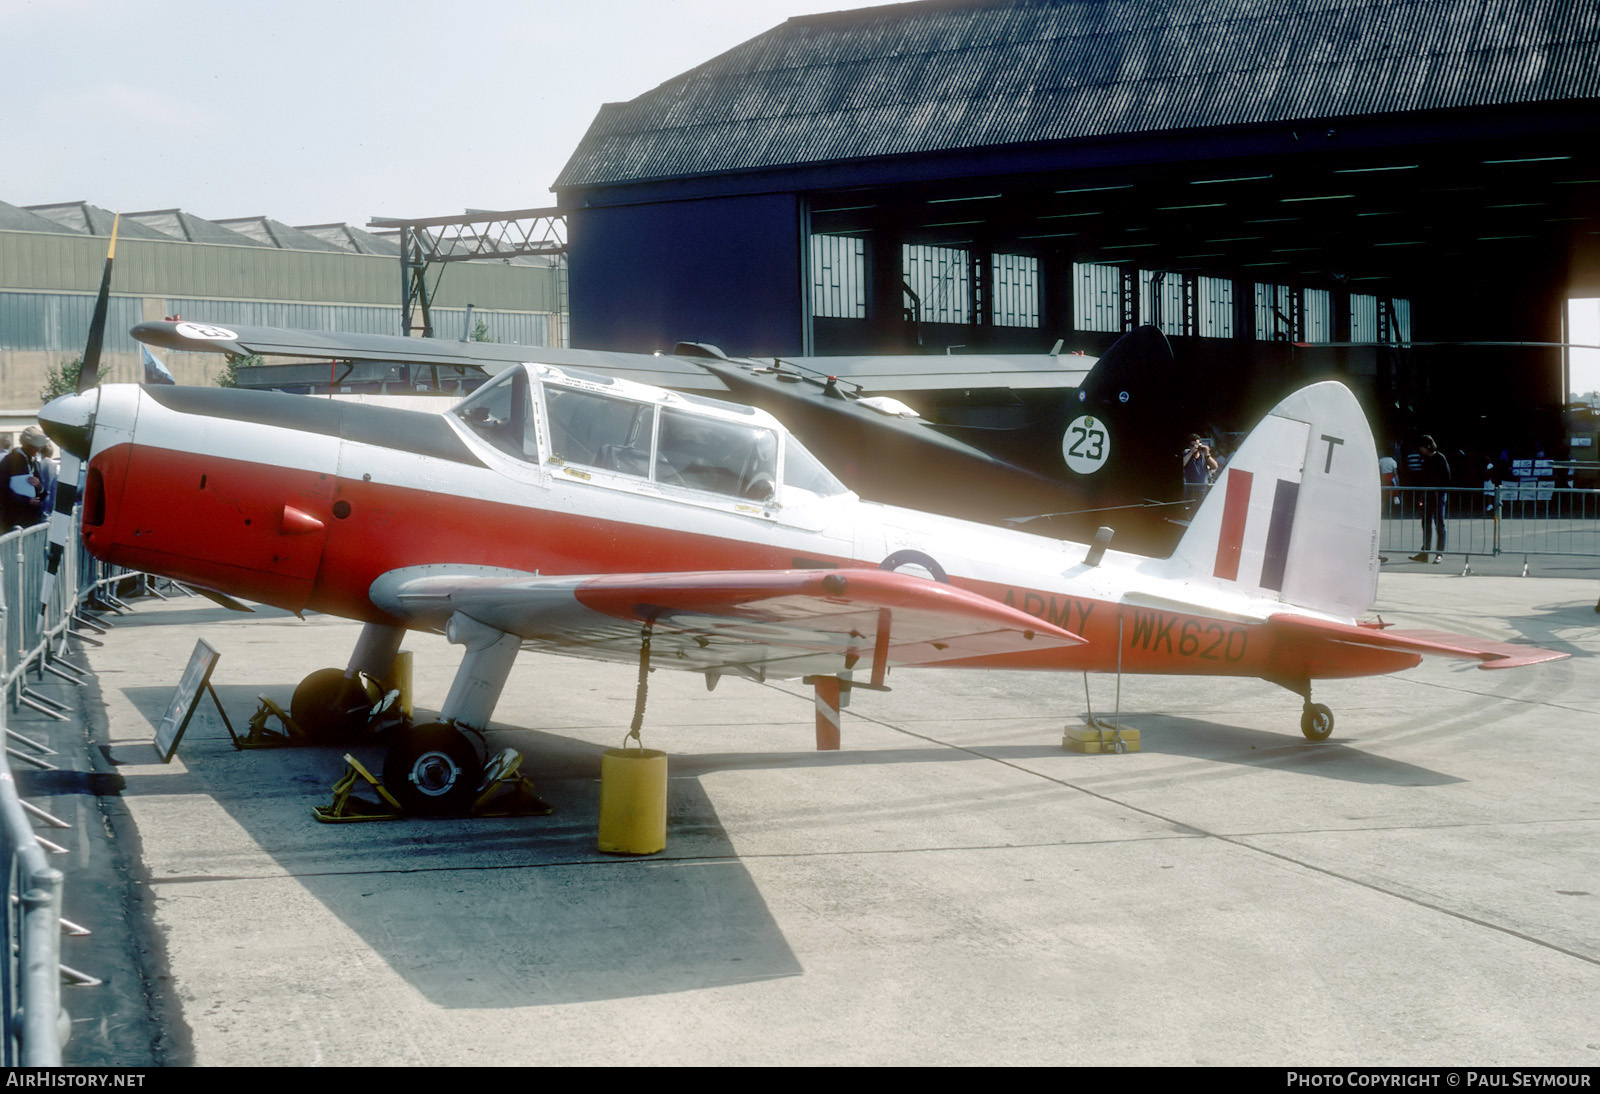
[38,338,1565,813]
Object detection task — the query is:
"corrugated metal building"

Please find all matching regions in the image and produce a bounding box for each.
[555,0,1600,444]
[0,200,564,408]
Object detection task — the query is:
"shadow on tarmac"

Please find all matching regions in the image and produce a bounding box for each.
[103,614,1488,1012]
[111,684,805,1007]
[1513,600,1600,659]
[84,577,1595,1021]
[88,603,299,629]
[1106,716,1466,786]
[662,729,1463,787]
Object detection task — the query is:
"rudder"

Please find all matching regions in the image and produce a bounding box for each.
[1166,381,1380,618]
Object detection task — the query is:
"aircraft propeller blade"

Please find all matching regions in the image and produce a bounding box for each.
[37,217,117,626]
[76,218,118,392]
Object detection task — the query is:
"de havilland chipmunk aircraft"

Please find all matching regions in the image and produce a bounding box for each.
[35,228,1563,816]
[39,351,1567,815]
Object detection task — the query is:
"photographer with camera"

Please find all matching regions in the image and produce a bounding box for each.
[1181,432,1218,507]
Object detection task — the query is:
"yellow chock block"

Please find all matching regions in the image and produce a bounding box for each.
[312,755,404,823]
[1062,726,1141,753]
[598,747,667,855]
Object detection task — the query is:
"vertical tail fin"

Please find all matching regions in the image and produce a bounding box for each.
[1166,381,1379,618]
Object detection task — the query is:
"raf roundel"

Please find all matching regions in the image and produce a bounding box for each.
[1061,414,1111,475]
[174,322,239,342]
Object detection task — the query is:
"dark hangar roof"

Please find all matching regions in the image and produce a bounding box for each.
[556,0,1600,191]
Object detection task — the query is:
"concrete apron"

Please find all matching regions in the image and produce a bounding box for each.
[78,572,1600,1065]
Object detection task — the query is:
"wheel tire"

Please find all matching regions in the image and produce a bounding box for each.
[290,668,376,742]
[382,723,484,817]
[1301,702,1335,742]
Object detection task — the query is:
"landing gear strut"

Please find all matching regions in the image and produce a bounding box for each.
[1271,676,1336,742]
[373,612,522,815]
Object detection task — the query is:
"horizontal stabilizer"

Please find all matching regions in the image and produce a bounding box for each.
[1268,614,1567,669]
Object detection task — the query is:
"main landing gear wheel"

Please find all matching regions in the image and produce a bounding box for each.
[291,668,379,743]
[382,722,486,816]
[1301,702,1335,742]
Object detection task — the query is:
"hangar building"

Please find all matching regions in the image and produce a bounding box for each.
[555,0,1600,451]
[0,199,563,410]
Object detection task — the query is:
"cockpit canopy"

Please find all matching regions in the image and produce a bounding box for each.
[451,364,848,504]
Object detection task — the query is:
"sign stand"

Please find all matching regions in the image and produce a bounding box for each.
[155,640,234,762]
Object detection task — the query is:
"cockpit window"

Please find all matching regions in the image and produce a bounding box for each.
[535,381,801,505]
[657,408,777,501]
[544,386,655,477]
[453,369,533,460]
[782,438,848,498]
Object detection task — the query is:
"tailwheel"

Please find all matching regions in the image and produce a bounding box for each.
[382,722,486,816]
[291,667,379,743]
[1300,702,1335,742]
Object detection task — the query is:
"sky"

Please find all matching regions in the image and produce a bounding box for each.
[1570,299,1600,401]
[7,0,1598,397]
[0,0,884,227]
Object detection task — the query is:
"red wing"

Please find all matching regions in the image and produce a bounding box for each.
[371,567,1082,682]
[1268,613,1568,670]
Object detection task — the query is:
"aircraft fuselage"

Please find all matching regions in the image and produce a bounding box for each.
[73,380,1417,686]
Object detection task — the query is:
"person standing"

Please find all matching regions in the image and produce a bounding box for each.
[1379,453,1398,511]
[1180,433,1218,507]
[36,444,58,515]
[0,425,49,532]
[1409,434,1451,564]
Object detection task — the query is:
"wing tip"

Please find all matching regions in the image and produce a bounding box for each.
[1475,647,1570,669]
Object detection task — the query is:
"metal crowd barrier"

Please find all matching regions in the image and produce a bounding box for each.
[0,515,131,1065]
[1,757,65,1066]
[1380,484,1600,566]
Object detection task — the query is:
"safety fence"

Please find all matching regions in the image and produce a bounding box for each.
[0,517,128,1066]
[1380,485,1600,566]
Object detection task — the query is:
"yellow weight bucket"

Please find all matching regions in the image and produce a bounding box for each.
[598,748,667,855]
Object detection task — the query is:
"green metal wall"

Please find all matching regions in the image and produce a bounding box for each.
[0,229,561,312]
[0,228,564,404]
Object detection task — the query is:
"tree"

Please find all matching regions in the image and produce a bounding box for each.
[40,356,89,402]
[470,319,494,343]
[217,354,261,388]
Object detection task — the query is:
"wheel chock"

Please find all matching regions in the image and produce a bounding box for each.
[234,696,310,749]
[1062,725,1141,754]
[237,690,409,750]
[312,755,405,823]
[312,748,551,823]
[471,748,553,818]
